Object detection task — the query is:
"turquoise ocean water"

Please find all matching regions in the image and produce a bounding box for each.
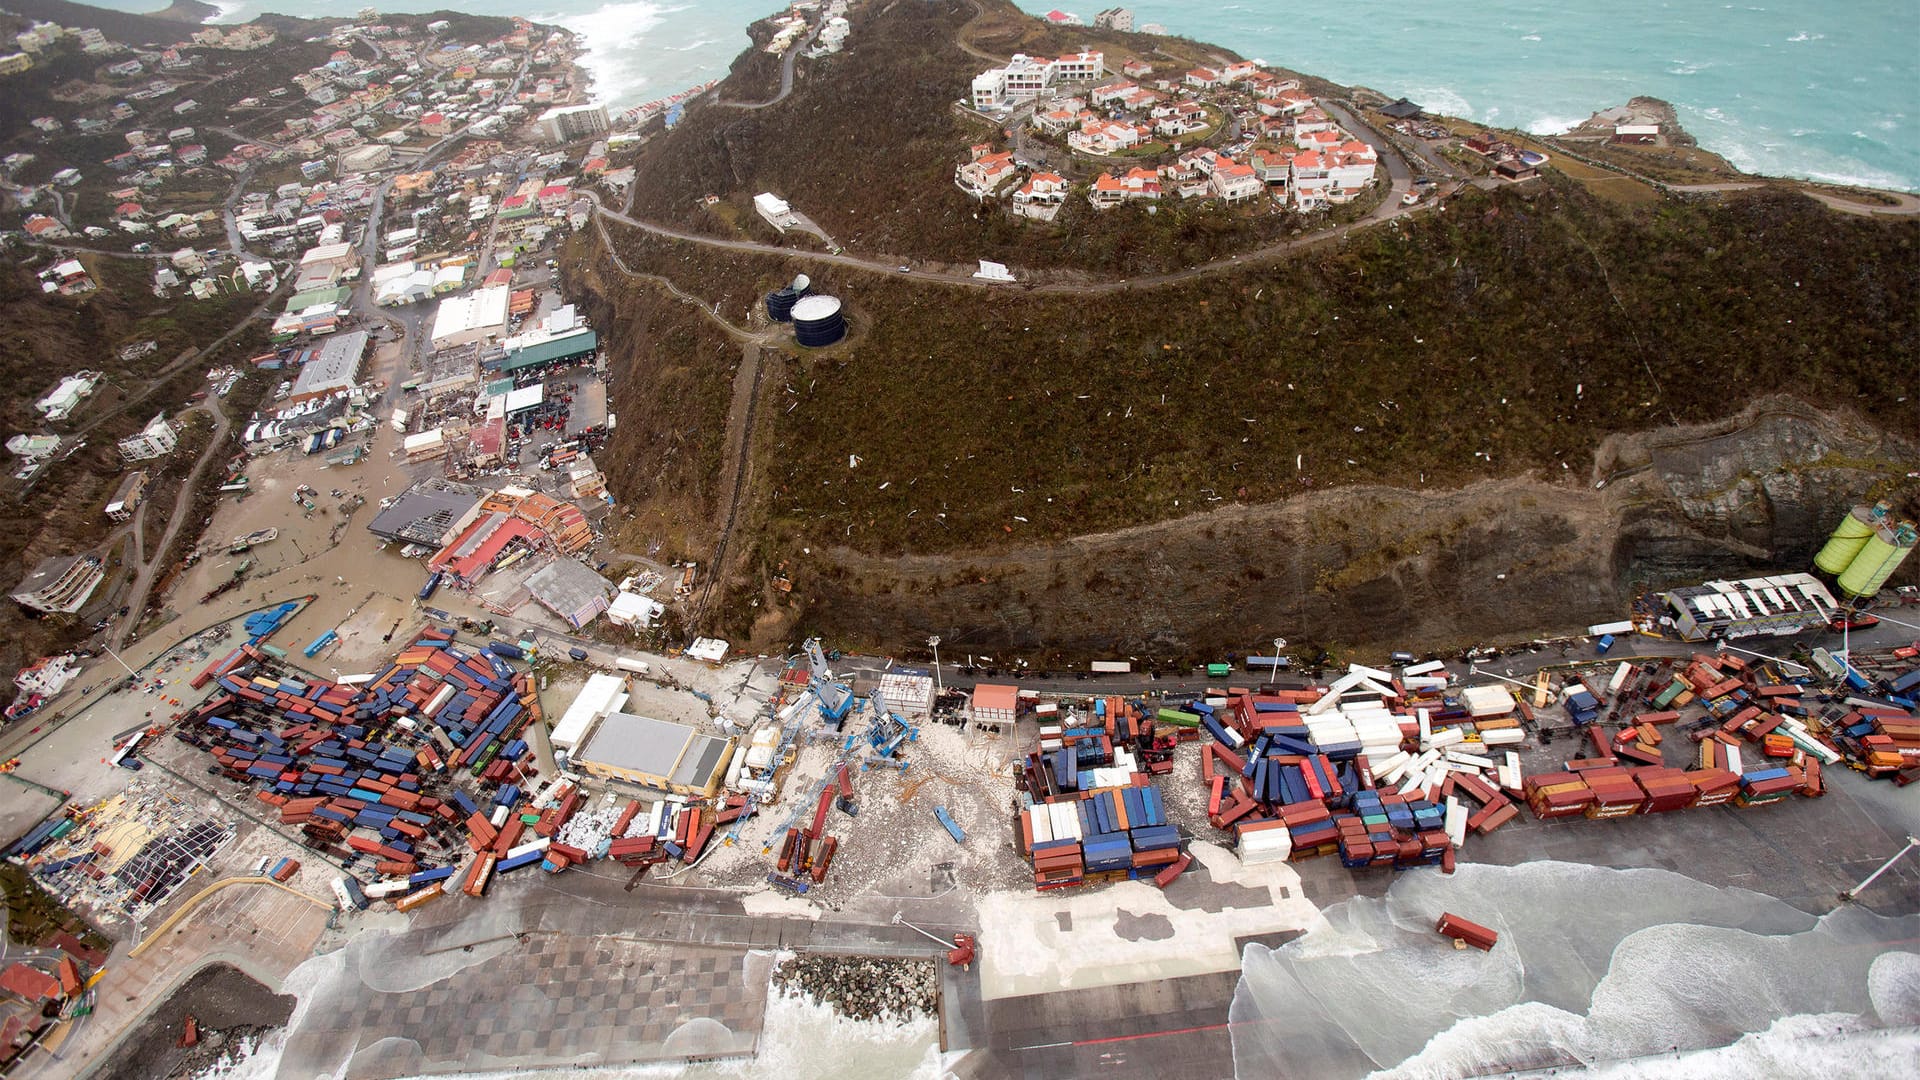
[90,0,1920,191]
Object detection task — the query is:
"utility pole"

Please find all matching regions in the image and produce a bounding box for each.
[1839,835,1920,903]
[927,636,942,695]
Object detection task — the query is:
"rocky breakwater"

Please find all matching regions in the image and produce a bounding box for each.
[772,954,938,1023]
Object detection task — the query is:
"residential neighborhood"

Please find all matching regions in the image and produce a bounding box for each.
[958,48,1381,215]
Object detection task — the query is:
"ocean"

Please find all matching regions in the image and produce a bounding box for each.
[86,0,1919,189]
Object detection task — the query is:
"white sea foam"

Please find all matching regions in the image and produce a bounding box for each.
[200,0,250,23]
[1228,862,1919,1079]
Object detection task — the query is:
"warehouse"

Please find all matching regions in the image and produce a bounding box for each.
[549,673,629,751]
[1664,573,1838,641]
[366,478,487,547]
[525,558,613,628]
[287,329,368,403]
[571,712,736,796]
[488,327,598,374]
[429,285,511,351]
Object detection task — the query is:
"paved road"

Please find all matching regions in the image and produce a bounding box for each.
[112,397,232,648]
[718,21,820,110]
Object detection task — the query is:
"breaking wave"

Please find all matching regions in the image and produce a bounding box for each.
[1227,862,1920,1079]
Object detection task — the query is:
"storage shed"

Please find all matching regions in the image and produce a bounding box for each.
[572,712,736,796]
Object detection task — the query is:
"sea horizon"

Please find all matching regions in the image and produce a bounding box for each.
[75,0,1920,191]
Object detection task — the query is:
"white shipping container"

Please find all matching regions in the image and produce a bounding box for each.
[1607,662,1634,694]
[1426,727,1466,750]
[1444,798,1468,848]
[1402,659,1448,677]
[1029,807,1054,844]
[1461,684,1518,717]
[1480,728,1525,746]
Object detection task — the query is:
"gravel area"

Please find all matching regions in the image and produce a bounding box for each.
[770,954,937,1024]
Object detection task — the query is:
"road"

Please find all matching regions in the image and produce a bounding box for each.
[718,21,820,110]
[111,397,232,648]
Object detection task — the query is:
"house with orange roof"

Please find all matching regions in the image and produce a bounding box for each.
[1294,107,1335,135]
[1088,167,1161,209]
[1295,127,1341,151]
[22,215,67,238]
[1209,160,1262,203]
[1031,104,1092,136]
[1259,89,1315,117]
[1122,58,1154,79]
[1251,147,1295,186]
[955,149,1019,198]
[1090,80,1137,107]
[1291,150,1332,209]
[1068,119,1148,155]
[1012,171,1069,220]
[1185,67,1220,89]
[1220,60,1261,83]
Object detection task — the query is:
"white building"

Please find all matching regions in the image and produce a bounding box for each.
[35,372,102,421]
[118,412,180,461]
[753,192,798,231]
[429,285,511,351]
[1094,8,1133,31]
[537,102,610,144]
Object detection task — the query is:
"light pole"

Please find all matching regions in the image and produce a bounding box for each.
[1713,640,1812,676]
[927,636,942,695]
[1272,637,1288,677]
[1839,835,1920,902]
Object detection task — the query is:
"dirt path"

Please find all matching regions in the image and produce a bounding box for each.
[695,341,767,621]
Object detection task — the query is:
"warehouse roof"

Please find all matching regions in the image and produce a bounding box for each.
[493,328,597,372]
[550,673,628,750]
[288,328,368,399]
[574,711,726,786]
[526,557,611,617]
[366,477,486,545]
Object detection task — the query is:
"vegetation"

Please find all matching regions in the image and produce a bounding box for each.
[601,175,1918,563]
[0,861,110,950]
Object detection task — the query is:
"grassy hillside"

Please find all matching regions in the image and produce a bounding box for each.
[599,176,1918,561]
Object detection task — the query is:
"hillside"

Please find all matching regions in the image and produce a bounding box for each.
[4,0,213,45]
[580,2,1920,655]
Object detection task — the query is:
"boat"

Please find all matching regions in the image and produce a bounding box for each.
[229,527,278,553]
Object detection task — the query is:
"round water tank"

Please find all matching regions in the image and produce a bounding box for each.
[791,295,845,347]
[765,287,799,322]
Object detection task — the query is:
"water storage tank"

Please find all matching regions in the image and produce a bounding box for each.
[791,295,846,347]
[1837,521,1917,599]
[765,288,799,322]
[1814,505,1879,575]
[763,274,811,322]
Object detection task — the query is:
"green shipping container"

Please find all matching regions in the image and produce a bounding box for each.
[1206,663,1232,678]
[1156,708,1202,727]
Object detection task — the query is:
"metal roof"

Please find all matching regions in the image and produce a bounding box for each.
[288,328,368,398]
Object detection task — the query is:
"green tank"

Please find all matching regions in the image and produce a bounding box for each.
[1813,506,1877,575]
[1836,521,1917,599]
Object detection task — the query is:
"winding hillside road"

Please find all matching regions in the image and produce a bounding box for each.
[717,23,820,110]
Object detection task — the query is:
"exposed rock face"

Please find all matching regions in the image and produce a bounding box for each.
[775,399,1916,658]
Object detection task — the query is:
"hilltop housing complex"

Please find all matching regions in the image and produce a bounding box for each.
[961,49,1378,214]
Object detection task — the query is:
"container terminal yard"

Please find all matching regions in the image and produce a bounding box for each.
[0,551,1917,1076]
